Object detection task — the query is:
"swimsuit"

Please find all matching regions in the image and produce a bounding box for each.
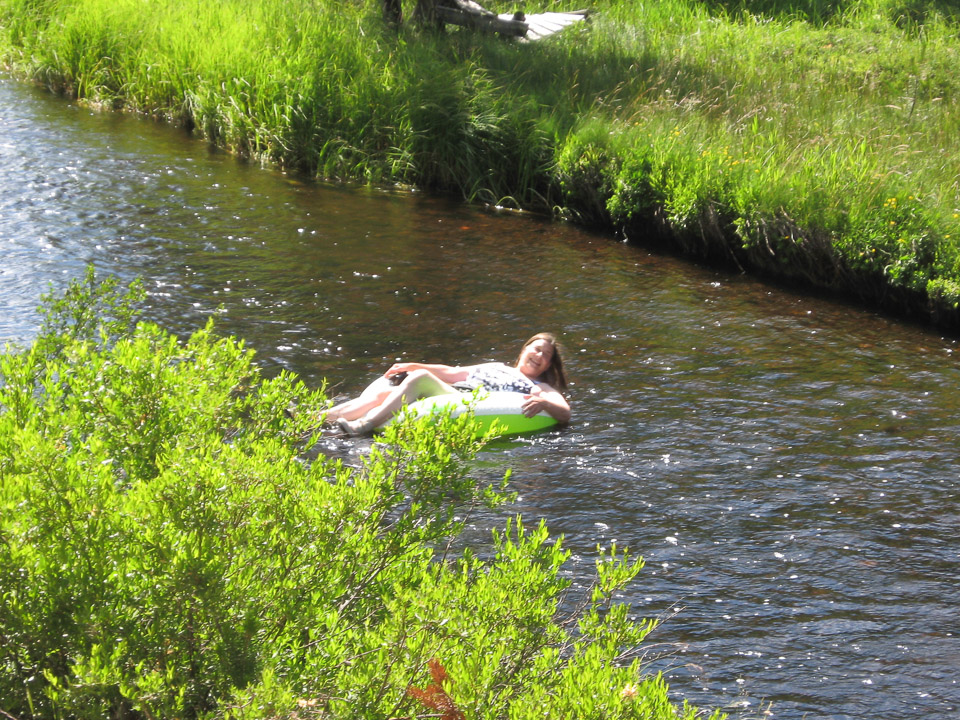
[454,363,538,394]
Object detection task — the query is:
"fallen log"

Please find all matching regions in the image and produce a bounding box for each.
[435,3,528,37]
[411,0,589,40]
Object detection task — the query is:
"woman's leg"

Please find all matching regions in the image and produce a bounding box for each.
[338,369,456,435]
[325,376,393,423]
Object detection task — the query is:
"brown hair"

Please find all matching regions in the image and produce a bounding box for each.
[516,332,568,393]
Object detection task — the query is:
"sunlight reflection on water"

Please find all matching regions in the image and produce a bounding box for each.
[2,73,960,719]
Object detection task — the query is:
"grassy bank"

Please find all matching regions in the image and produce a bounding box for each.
[1,0,958,327]
[0,270,721,720]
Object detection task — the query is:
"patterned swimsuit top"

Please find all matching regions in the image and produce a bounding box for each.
[455,362,538,394]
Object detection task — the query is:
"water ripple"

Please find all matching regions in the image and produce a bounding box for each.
[2,74,959,719]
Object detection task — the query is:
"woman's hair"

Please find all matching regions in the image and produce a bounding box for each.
[516,332,568,392]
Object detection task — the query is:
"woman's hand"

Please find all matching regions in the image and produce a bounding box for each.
[521,385,571,423]
[384,362,418,379]
[521,386,546,417]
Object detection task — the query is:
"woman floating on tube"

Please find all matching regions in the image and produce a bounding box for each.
[326,332,570,436]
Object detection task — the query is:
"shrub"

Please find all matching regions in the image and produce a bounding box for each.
[0,270,720,720]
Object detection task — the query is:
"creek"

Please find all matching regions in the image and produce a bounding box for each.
[2,73,959,719]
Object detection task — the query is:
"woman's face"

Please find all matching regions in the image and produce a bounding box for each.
[517,338,554,378]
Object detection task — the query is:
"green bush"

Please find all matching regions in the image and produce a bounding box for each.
[0,270,721,720]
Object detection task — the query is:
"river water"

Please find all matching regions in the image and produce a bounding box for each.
[2,73,959,719]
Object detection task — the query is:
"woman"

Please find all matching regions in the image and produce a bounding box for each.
[328,333,571,436]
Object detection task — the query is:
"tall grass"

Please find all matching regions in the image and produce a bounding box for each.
[562,0,960,318]
[1,0,958,324]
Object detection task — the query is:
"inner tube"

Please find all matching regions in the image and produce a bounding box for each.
[379,391,559,438]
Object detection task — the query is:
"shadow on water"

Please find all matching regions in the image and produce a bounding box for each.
[2,73,960,719]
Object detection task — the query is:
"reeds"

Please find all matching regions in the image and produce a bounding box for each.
[1,0,958,323]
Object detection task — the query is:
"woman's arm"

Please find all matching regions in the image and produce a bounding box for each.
[385,362,472,384]
[521,384,571,424]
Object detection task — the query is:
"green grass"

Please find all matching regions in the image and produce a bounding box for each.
[1,0,958,325]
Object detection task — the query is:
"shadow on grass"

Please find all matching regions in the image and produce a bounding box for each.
[700,0,958,24]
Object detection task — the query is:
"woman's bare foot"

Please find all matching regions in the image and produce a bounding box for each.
[337,417,370,437]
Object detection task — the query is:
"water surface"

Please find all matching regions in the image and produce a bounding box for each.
[2,74,959,719]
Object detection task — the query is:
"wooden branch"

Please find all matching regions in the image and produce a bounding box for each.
[412,0,591,40]
[434,4,528,37]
